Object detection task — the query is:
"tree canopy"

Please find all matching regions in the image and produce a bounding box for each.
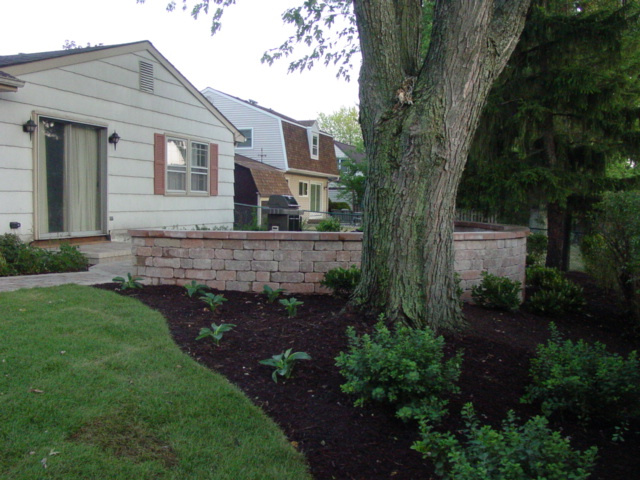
[317,105,363,151]
[459,0,640,269]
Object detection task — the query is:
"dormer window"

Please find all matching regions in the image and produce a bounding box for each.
[307,121,320,160]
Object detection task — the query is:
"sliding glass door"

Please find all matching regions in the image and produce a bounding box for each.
[37,118,105,238]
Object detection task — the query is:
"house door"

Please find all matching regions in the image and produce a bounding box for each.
[37,118,105,238]
[310,183,322,218]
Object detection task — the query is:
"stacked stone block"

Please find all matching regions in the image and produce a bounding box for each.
[130,224,528,295]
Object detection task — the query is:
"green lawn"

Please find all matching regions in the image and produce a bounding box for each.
[0,285,311,480]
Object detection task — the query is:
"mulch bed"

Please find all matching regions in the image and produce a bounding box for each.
[95,273,640,480]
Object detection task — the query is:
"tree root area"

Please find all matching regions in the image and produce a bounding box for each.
[96,273,639,480]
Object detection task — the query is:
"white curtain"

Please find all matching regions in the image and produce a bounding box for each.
[66,125,99,233]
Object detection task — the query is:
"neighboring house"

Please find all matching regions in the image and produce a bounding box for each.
[330,140,367,211]
[0,41,243,242]
[234,154,291,226]
[201,88,339,218]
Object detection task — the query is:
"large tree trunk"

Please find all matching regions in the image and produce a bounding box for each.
[351,0,531,330]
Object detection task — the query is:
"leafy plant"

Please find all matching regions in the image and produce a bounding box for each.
[279,297,303,317]
[196,322,236,346]
[0,234,88,276]
[315,216,342,232]
[200,292,227,313]
[112,272,144,290]
[471,272,521,311]
[522,323,640,425]
[335,320,462,423]
[262,284,285,303]
[525,266,585,316]
[581,191,640,323]
[185,280,208,298]
[526,232,548,266]
[320,265,361,298]
[259,349,311,383]
[413,403,597,480]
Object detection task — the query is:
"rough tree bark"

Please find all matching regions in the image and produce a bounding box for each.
[351,0,532,330]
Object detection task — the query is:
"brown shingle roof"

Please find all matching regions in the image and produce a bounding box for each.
[235,154,291,197]
[282,122,339,176]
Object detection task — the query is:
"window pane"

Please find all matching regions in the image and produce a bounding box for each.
[168,170,186,191]
[237,129,253,148]
[191,142,208,168]
[167,138,187,166]
[191,172,208,192]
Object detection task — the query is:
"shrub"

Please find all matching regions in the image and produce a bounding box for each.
[48,244,89,272]
[0,235,88,276]
[315,216,342,232]
[522,324,640,425]
[329,201,351,211]
[471,272,521,311]
[526,265,563,288]
[413,403,597,480]
[0,251,13,276]
[320,265,361,298]
[526,232,548,266]
[525,266,585,316]
[581,190,640,322]
[335,320,462,423]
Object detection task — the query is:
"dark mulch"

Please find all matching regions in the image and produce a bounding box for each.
[95,273,640,480]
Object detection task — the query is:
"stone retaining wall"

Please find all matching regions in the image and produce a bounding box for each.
[130,222,528,295]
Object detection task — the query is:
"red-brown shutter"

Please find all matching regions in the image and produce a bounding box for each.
[154,133,166,195]
[209,143,219,196]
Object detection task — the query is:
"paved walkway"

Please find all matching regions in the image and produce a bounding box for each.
[0,261,135,293]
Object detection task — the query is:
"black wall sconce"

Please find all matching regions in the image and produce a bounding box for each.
[23,119,37,140]
[108,131,121,150]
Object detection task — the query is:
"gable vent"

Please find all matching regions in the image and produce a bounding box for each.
[139,61,154,93]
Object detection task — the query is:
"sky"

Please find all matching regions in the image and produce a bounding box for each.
[0,0,360,121]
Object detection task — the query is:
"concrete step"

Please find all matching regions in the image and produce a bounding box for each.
[78,242,133,265]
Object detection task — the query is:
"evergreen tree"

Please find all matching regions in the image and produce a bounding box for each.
[459,0,640,269]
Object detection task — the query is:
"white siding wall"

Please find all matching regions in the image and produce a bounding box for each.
[0,49,236,241]
[202,88,287,170]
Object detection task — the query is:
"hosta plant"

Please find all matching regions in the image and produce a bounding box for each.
[196,322,236,346]
[185,280,208,298]
[200,292,227,313]
[112,272,144,290]
[279,297,303,317]
[259,349,311,383]
[262,284,285,303]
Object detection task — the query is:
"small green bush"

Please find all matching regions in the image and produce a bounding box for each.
[0,235,88,276]
[522,324,640,425]
[581,191,640,322]
[320,265,361,298]
[315,216,342,232]
[471,272,521,311]
[526,265,563,288]
[526,232,548,266]
[335,320,462,423]
[525,266,585,316]
[329,201,351,211]
[0,251,14,276]
[413,403,597,480]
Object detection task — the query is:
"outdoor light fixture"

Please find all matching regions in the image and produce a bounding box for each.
[108,131,121,150]
[22,119,37,140]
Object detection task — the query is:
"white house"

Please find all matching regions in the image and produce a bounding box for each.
[201,87,339,217]
[0,41,243,242]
